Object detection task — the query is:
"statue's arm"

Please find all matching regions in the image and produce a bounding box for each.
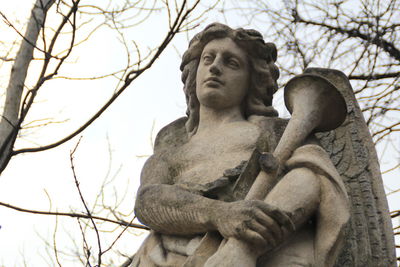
[134,156,223,235]
[135,155,292,246]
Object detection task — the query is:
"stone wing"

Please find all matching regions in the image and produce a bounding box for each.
[304,68,396,267]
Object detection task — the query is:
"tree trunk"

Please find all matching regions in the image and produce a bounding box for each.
[0,0,55,171]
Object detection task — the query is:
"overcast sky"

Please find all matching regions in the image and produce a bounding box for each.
[0,1,398,266]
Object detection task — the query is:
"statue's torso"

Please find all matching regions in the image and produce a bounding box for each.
[134,116,349,267]
[167,121,260,185]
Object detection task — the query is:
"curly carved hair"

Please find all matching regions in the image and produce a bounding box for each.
[180,23,280,137]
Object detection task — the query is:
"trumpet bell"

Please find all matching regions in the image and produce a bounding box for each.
[284,73,347,132]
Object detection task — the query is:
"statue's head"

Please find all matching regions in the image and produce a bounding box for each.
[180,23,280,136]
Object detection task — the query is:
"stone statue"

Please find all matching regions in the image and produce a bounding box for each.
[129,23,396,267]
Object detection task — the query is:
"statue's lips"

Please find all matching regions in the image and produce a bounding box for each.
[204,77,224,86]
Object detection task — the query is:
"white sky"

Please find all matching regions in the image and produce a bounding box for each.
[0,0,398,266]
[0,1,238,265]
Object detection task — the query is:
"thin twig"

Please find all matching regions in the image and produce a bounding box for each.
[70,137,102,266]
[77,218,93,267]
[52,215,63,267]
[0,201,149,230]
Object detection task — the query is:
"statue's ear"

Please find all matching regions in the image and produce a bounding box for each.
[305,68,396,266]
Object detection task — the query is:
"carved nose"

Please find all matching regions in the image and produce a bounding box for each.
[210,64,221,75]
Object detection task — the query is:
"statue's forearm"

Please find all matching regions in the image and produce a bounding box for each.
[135,184,221,235]
[265,167,320,228]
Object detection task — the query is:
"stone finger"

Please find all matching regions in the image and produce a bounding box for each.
[247,219,277,247]
[254,210,282,242]
[259,204,295,232]
[271,209,296,232]
[239,228,268,247]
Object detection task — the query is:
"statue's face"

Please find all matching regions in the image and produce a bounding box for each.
[196,37,249,110]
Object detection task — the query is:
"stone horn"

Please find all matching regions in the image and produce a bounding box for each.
[274,73,347,164]
[246,73,347,200]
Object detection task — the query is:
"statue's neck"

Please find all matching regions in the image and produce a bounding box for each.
[196,105,245,134]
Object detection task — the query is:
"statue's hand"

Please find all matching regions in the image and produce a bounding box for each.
[212,200,294,248]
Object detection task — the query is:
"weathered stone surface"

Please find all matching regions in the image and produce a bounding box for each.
[308,68,396,267]
[129,24,395,267]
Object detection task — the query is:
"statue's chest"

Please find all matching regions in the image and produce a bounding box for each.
[170,126,260,184]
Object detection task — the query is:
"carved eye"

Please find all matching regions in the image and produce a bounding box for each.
[202,54,214,65]
[227,58,240,69]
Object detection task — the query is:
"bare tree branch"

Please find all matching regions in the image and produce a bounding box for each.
[0,201,149,230]
[12,0,201,156]
[70,137,102,266]
[349,72,400,80]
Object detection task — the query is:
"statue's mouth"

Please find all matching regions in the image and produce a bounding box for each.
[204,77,224,85]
